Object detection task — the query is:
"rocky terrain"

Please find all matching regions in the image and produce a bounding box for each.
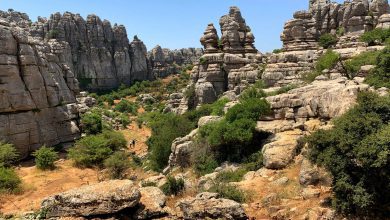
[1,0,390,219]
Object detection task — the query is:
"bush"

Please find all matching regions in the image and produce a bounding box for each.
[305,92,390,217]
[147,113,193,171]
[161,176,185,196]
[315,49,340,73]
[215,169,247,183]
[184,84,196,110]
[68,131,126,168]
[210,98,229,116]
[344,50,380,78]
[242,151,264,171]
[360,28,390,46]
[319,33,338,49]
[32,146,58,170]
[0,167,21,193]
[272,49,283,54]
[104,151,130,179]
[81,111,102,135]
[267,84,298,96]
[0,142,19,167]
[239,87,267,102]
[365,46,390,88]
[301,71,322,83]
[192,140,219,176]
[141,181,157,187]
[114,99,138,115]
[209,183,247,203]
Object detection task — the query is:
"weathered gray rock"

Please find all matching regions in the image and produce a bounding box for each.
[135,187,169,219]
[175,192,248,220]
[41,180,141,218]
[299,159,320,186]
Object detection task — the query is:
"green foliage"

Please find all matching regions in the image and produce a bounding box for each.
[141,181,157,187]
[344,50,380,78]
[32,146,58,170]
[315,49,340,73]
[225,98,271,123]
[336,27,345,37]
[319,33,338,49]
[184,84,196,110]
[104,151,130,179]
[161,176,185,196]
[81,110,102,135]
[242,151,264,171]
[239,87,267,102]
[209,183,247,203]
[0,167,21,193]
[147,113,193,171]
[272,48,283,54]
[117,113,131,128]
[192,140,219,176]
[47,29,60,39]
[301,71,322,83]
[306,92,390,217]
[68,130,126,168]
[215,169,247,183]
[114,99,138,115]
[199,57,207,65]
[267,84,298,96]
[210,98,229,116]
[0,142,18,167]
[365,46,390,88]
[360,28,390,46]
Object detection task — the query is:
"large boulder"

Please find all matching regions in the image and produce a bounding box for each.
[134,187,170,219]
[175,192,248,220]
[41,180,141,218]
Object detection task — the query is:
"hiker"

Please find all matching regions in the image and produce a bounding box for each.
[132,139,136,147]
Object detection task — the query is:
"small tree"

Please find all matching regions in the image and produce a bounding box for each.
[0,167,21,193]
[104,151,130,179]
[32,146,58,170]
[81,111,102,135]
[319,33,338,49]
[161,176,185,196]
[0,142,19,167]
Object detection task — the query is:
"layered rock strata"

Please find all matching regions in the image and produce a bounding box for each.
[189,6,263,106]
[0,15,80,158]
[148,45,203,78]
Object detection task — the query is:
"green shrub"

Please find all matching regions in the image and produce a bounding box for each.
[336,27,345,37]
[239,87,267,102]
[47,29,60,39]
[141,181,157,187]
[184,84,196,110]
[147,113,193,171]
[117,113,131,127]
[360,28,390,46]
[0,142,18,167]
[192,141,219,176]
[267,84,298,96]
[199,57,207,65]
[215,169,247,183]
[81,111,102,135]
[225,98,271,123]
[306,92,390,217]
[209,183,247,203]
[315,49,340,73]
[32,146,58,170]
[114,99,138,115]
[104,151,130,179]
[301,71,322,83]
[0,167,21,193]
[344,50,380,78]
[365,47,390,88]
[242,151,264,171]
[319,33,338,49]
[272,49,283,54]
[210,98,229,116]
[68,131,126,168]
[161,176,185,196]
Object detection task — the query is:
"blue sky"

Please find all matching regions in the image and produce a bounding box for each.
[0,0,339,52]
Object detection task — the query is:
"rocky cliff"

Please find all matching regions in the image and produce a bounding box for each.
[0,11,80,158]
[263,0,390,86]
[148,46,203,78]
[188,6,262,107]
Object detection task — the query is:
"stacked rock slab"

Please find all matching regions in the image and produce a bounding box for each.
[148,45,203,78]
[190,6,262,106]
[28,12,153,90]
[0,12,80,158]
[263,0,390,87]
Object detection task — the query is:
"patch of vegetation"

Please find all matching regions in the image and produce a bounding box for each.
[344,50,380,79]
[0,142,18,167]
[78,78,93,88]
[272,48,283,54]
[315,49,340,73]
[305,92,390,217]
[81,110,102,135]
[319,33,338,49]
[192,140,219,176]
[266,84,298,96]
[32,146,58,170]
[184,84,196,110]
[114,99,138,115]
[141,181,157,187]
[336,27,345,37]
[104,151,130,179]
[215,169,247,183]
[360,28,390,46]
[0,167,21,193]
[365,46,390,88]
[199,57,207,65]
[161,176,185,196]
[47,29,60,39]
[209,183,247,203]
[239,87,267,102]
[68,130,126,168]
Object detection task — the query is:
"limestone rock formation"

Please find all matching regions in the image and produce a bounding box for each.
[134,187,170,219]
[148,45,203,78]
[175,192,248,220]
[0,13,80,158]
[189,6,263,107]
[41,180,141,218]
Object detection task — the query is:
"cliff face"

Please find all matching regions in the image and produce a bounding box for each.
[0,11,80,157]
[29,12,153,90]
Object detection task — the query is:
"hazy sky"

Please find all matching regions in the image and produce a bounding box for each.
[0,0,342,52]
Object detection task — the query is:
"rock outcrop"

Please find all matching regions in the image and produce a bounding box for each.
[148,45,203,78]
[28,12,153,90]
[175,192,248,220]
[187,6,263,107]
[0,13,80,158]
[41,180,141,218]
